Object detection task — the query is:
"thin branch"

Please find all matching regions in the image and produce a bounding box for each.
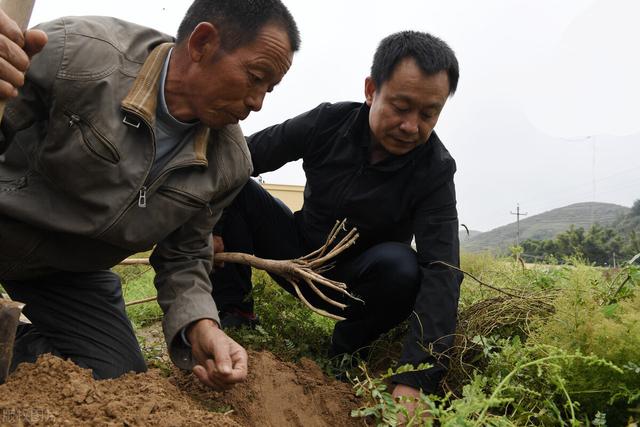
[430,260,523,299]
[307,229,359,269]
[125,296,157,307]
[303,278,348,310]
[120,258,150,265]
[288,279,346,321]
[300,219,344,261]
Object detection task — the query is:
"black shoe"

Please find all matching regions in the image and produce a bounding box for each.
[219,309,259,330]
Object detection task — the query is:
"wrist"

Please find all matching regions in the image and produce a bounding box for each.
[186,318,219,345]
[392,383,422,399]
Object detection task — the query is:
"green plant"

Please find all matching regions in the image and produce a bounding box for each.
[114,264,163,328]
[354,254,640,425]
[350,362,434,426]
[225,270,335,364]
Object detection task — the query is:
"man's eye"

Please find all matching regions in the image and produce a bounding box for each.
[393,104,409,113]
[249,73,263,84]
[421,110,438,120]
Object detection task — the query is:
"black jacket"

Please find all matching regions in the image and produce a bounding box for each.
[249,102,462,392]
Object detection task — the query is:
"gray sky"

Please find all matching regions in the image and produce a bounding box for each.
[30,0,640,231]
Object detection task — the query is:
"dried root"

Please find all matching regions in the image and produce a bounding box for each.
[213,219,361,320]
[122,219,362,320]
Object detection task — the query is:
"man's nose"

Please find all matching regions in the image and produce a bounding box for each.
[246,91,266,112]
[399,114,419,134]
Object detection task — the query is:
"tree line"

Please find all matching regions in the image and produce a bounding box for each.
[520,199,640,266]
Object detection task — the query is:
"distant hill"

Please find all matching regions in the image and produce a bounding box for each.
[461,202,630,253]
[458,228,483,241]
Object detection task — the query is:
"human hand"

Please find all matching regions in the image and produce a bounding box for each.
[0,8,47,100]
[212,235,225,269]
[392,384,433,425]
[187,318,248,390]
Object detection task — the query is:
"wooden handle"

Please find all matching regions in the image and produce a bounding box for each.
[0,299,24,384]
[0,0,36,120]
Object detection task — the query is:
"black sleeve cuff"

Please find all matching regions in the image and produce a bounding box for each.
[391,366,444,395]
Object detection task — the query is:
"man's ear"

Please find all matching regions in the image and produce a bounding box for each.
[187,22,222,63]
[364,76,376,106]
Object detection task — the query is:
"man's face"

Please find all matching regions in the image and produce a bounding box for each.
[366,58,450,160]
[187,24,293,129]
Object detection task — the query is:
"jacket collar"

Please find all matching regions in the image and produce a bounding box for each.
[344,103,371,148]
[121,42,173,126]
[121,42,211,163]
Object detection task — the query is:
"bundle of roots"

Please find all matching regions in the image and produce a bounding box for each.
[440,291,556,396]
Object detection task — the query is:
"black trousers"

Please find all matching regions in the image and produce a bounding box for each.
[211,179,421,356]
[2,270,146,379]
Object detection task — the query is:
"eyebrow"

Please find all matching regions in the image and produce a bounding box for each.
[251,59,279,77]
[391,94,443,110]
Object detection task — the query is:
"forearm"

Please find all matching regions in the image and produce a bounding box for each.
[392,266,461,393]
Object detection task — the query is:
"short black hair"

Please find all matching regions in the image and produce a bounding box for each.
[370,31,459,95]
[176,0,300,53]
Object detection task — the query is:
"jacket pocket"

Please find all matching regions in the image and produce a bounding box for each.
[64,110,121,164]
[156,187,208,209]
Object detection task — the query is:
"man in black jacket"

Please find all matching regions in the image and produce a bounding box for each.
[211,31,462,402]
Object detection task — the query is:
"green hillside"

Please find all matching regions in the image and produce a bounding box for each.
[461,202,630,253]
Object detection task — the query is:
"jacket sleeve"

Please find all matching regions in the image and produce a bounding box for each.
[392,157,463,394]
[0,19,65,153]
[150,183,246,370]
[247,102,333,175]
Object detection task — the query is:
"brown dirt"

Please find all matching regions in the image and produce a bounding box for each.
[0,351,360,427]
[173,351,360,427]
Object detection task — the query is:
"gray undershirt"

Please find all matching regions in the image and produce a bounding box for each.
[150,48,198,181]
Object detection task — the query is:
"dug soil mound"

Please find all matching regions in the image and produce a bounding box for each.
[0,351,359,427]
[173,351,359,427]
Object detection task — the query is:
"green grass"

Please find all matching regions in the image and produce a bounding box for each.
[116,264,338,367]
[350,253,640,425]
[225,270,336,364]
[114,263,162,328]
[11,252,639,425]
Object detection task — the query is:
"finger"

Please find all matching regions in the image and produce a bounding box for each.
[0,78,17,98]
[0,55,26,87]
[211,338,233,375]
[204,359,234,390]
[212,235,224,251]
[0,9,25,47]
[193,364,229,390]
[193,364,216,388]
[23,29,47,58]
[228,344,248,381]
[0,33,30,71]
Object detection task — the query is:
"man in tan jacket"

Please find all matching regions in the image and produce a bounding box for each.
[0,0,299,390]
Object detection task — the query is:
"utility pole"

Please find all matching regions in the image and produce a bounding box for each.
[510,203,528,247]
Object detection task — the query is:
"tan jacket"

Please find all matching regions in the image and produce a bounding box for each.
[0,17,252,368]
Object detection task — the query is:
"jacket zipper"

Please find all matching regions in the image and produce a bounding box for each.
[103,160,206,232]
[138,186,147,207]
[64,110,121,164]
[97,107,207,236]
[95,108,155,235]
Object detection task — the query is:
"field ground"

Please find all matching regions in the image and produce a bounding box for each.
[1,253,639,426]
